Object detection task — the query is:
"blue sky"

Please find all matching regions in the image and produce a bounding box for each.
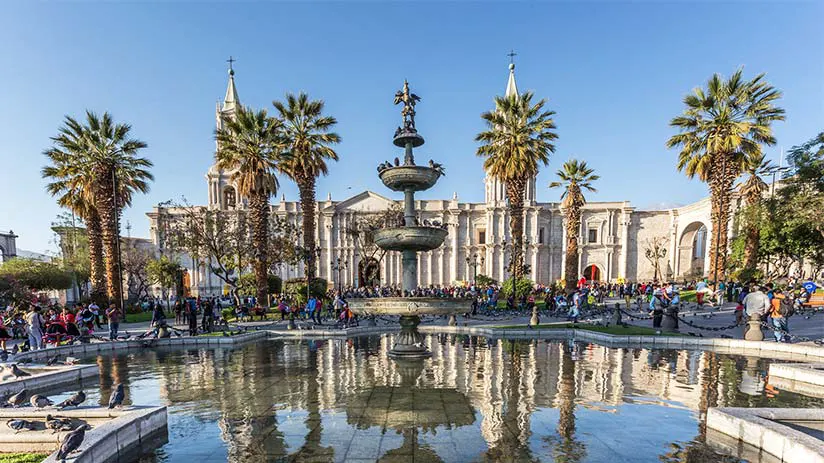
[1,2,821,253]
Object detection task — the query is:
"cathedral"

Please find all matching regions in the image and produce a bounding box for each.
[148,62,723,296]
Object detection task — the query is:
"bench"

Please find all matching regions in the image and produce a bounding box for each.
[801,292,824,308]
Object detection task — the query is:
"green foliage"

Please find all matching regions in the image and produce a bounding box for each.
[222,307,235,321]
[284,278,328,304]
[0,453,49,463]
[238,273,282,296]
[475,274,498,287]
[0,258,73,291]
[501,277,533,297]
[147,256,181,291]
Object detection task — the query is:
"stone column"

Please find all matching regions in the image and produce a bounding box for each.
[620,212,630,280]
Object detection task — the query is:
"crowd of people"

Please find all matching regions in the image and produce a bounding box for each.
[0,301,123,351]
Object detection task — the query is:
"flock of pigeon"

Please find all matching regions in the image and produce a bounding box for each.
[376,158,445,175]
[2,362,126,461]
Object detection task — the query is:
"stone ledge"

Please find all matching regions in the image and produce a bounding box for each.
[0,364,99,397]
[707,407,824,463]
[769,363,824,387]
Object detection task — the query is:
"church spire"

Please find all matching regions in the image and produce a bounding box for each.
[505,50,518,97]
[222,56,239,112]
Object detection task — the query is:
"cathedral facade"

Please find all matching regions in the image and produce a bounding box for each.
[148,64,725,296]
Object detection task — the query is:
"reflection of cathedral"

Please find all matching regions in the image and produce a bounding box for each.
[148,63,733,296]
[141,336,782,462]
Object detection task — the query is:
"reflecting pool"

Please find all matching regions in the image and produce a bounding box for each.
[52,335,823,462]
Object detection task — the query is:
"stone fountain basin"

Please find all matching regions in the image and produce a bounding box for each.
[347,297,472,316]
[373,227,447,252]
[379,166,441,192]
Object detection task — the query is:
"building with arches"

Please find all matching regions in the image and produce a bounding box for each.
[0,230,17,263]
[147,62,729,295]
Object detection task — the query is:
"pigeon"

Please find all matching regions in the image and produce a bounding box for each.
[108,383,125,409]
[46,355,60,366]
[46,414,74,433]
[64,357,79,366]
[6,419,35,433]
[56,390,86,410]
[31,394,53,408]
[10,364,31,378]
[57,424,90,460]
[393,157,400,166]
[0,350,8,362]
[11,344,19,355]
[8,389,28,407]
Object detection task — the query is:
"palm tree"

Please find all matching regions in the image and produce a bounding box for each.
[215,105,284,307]
[667,69,784,281]
[43,130,106,303]
[476,91,557,278]
[549,160,599,290]
[44,113,153,308]
[273,93,341,281]
[737,153,774,271]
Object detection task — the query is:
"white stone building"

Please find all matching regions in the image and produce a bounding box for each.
[148,63,725,296]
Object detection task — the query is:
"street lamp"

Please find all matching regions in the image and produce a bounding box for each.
[332,256,348,292]
[465,253,484,284]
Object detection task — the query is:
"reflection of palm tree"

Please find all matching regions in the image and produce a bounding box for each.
[546,343,586,462]
[291,348,334,460]
[696,352,720,441]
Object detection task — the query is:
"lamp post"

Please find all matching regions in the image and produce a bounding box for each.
[332,256,348,293]
[465,253,484,284]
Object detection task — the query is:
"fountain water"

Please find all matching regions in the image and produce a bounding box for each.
[347,80,471,359]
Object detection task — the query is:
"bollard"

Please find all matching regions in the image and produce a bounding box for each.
[448,314,458,326]
[611,303,622,326]
[661,305,679,332]
[744,313,764,341]
[529,306,540,328]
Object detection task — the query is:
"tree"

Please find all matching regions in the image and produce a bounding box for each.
[667,69,784,281]
[344,205,403,286]
[274,93,341,281]
[0,258,73,293]
[147,256,182,309]
[643,236,669,282]
[215,105,284,308]
[476,91,557,279]
[549,160,599,289]
[44,111,153,310]
[736,152,774,272]
[121,239,153,303]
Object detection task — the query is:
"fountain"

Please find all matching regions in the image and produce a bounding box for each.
[347,80,472,359]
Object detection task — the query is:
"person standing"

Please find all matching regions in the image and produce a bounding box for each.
[25,306,45,350]
[650,288,665,329]
[105,303,122,340]
[768,291,793,342]
[187,299,198,336]
[89,301,103,329]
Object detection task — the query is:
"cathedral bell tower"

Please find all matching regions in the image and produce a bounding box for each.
[207,57,242,210]
[483,59,537,206]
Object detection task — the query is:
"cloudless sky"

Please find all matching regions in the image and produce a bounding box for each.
[1,2,822,253]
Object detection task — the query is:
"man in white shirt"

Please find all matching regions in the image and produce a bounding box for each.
[742,285,771,318]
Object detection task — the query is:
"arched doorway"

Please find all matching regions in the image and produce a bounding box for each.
[583,264,601,282]
[358,258,381,287]
[678,222,708,277]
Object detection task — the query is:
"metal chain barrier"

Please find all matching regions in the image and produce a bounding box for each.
[675,315,740,332]
[759,320,824,345]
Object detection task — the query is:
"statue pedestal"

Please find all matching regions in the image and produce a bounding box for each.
[661,306,679,332]
[744,314,764,341]
[389,315,431,359]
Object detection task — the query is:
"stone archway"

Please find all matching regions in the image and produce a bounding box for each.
[358,258,381,287]
[678,222,708,278]
[583,264,601,282]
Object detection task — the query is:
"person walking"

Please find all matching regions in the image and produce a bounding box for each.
[187,299,198,336]
[25,306,45,350]
[768,291,793,342]
[650,289,665,329]
[105,303,122,340]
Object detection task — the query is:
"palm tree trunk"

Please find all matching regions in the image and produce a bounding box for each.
[248,190,269,307]
[564,208,581,290]
[505,179,526,279]
[95,169,122,309]
[298,177,318,281]
[86,207,107,303]
[742,194,762,272]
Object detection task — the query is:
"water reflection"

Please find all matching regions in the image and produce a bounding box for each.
[77,335,824,462]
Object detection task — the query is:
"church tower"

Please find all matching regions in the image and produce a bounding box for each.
[207,58,241,210]
[483,60,537,206]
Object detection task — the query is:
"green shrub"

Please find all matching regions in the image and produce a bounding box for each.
[475,274,498,287]
[221,307,234,321]
[501,277,533,298]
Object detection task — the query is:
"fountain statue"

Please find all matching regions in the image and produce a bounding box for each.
[348,81,472,359]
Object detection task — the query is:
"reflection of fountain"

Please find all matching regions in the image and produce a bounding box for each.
[348,81,471,359]
[345,360,475,462]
